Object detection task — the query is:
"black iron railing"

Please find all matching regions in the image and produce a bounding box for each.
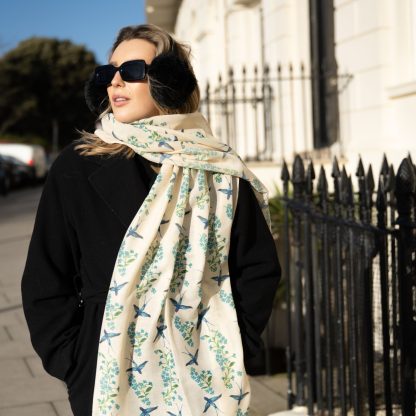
[198,63,352,162]
[281,154,416,415]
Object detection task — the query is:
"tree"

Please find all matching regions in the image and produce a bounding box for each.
[0,37,98,150]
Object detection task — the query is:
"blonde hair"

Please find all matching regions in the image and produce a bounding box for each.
[74,24,200,159]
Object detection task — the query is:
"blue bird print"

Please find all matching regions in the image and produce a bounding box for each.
[229,384,250,405]
[133,296,152,318]
[159,153,172,162]
[139,406,158,415]
[125,357,148,374]
[211,268,230,286]
[167,403,183,415]
[169,172,177,183]
[153,323,167,342]
[158,218,171,237]
[109,280,128,296]
[99,329,120,346]
[197,305,212,330]
[111,130,121,140]
[158,139,175,150]
[218,183,232,200]
[220,144,233,159]
[203,394,222,414]
[182,347,199,366]
[175,223,187,236]
[127,223,143,239]
[197,215,209,229]
[169,295,192,312]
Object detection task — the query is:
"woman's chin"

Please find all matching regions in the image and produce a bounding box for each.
[112,107,159,124]
[112,109,139,124]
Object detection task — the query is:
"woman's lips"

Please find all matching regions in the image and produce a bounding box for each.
[113,99,130,107]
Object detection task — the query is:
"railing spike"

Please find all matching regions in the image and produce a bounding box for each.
[281,160,290,181]
[346,175,354,206]
[386,164,396,192]
[317,165,328,196]
[367,165,375,194]
[332,155,340,178]
[356,155,365,177]
[317,166,328,213]
[306,161,315,196]
[396,157,416,195]
[340,166,349,205]
[380,153,389,176]
[376,177,386,211]
[292,154,305,184]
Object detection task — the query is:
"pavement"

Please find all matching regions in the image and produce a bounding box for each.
[0,184,73,415]
[0,184,288,416]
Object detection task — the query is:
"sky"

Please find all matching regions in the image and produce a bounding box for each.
[0,0,147,64]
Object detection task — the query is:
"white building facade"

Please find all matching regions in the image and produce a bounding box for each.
[146,0,416,195]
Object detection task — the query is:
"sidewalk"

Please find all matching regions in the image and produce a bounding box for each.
[0,186,287,415]
[0,186,72,415]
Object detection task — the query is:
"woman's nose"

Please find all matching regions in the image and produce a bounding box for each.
[110,70,124,87]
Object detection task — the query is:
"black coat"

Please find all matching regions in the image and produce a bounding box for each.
[21,141,281,416]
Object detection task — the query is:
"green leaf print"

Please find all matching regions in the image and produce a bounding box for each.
[226,203,233,219]
[213,173,223,183]
[170,234,192,294]
[127,375,153,405]
[154,348,180,406]
[96,351,120,414]
[219,289,236,309]
[173,316,195,346]
[198,213,227,272]
[175,170,190,217]
[200,329,238,389]
[195,192,210,209]
[127,135,149,150]
[117,240,138,277]
[190,367,214,394]
[104,302,124,330]
[127,322,148,356]
[136,240,163,297]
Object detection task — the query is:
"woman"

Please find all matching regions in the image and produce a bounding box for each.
[21,24,281,416]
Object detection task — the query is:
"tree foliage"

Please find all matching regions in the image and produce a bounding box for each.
[0,36,99,150]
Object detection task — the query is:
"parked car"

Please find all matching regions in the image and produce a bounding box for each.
[0,155,12,196]
[0,143,48,182]
[1,154,35,186]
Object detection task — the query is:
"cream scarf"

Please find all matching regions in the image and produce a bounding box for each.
[91,111,271,415]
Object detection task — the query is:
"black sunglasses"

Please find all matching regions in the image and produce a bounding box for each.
[94,59,149,85]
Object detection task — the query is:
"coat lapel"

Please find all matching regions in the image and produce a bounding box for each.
[88,153,158,229]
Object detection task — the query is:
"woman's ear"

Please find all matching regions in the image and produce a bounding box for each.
[147,52,197,109]
[84,71,109,116]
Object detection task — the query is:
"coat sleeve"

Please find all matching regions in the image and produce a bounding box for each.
[21,156,83,382]
[228,177,282,361]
